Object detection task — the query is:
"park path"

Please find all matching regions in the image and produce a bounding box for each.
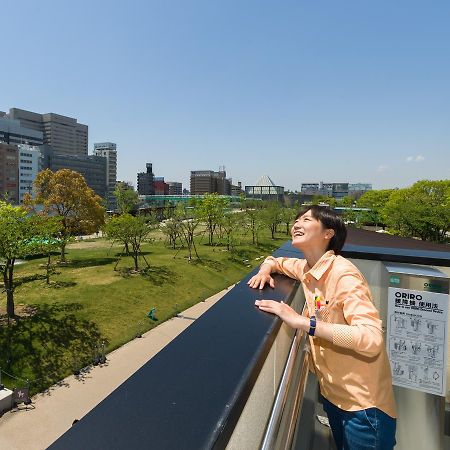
[0,287,232,450]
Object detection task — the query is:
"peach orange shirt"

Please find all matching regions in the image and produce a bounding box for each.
[263,250,396,418]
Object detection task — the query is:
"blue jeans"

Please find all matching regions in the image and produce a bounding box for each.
[322,397,396,450]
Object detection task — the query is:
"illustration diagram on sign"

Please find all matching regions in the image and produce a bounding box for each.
[393,362,404,376]
[395,317,406,330]
[408,366,417,382]
[410,318,421,332]
[393,339,407,353]
[426,344,440,359]
[411,342,421,355]
[427,321,438,335]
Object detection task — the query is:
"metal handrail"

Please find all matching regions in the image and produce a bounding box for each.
[260,329,309,450]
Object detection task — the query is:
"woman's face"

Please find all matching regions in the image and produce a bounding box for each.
[291,209,334,252]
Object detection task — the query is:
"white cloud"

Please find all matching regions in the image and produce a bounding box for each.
[377,165,389,172]
[406,155,425,163]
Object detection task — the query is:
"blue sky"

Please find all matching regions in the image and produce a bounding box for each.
[2,0,449,191]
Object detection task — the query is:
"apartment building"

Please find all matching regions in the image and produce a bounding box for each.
[0,143,19,203]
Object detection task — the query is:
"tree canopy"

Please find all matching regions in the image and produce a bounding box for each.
[33,169,105,260]
[196,194,229,245]
[0,202,39,317]
[104,214,153,271]
[383,180,450,243]
[114,182,139,214]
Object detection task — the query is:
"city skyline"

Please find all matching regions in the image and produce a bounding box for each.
[2,0,449,191]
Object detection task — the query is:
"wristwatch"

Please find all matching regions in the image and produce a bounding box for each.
[308,316,317,336]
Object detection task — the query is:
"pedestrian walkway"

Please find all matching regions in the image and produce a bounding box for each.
[0,287,232,450]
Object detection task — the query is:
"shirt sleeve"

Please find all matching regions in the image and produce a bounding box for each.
[262,256,303,281]
[331,272,384,357]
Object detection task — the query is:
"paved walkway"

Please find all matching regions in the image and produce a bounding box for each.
[0,287,232,450]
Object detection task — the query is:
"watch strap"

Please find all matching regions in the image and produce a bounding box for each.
[308,315,317,336]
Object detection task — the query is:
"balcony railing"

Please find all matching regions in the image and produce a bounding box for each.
[49,229,450,450]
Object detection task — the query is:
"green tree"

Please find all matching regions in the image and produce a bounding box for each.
[339,196,354,207]
[28,215,63,284]
[33,169,106,261]
[280,207,297,235]
[261,202,283,239]
[176,204,201,261]
[383,180,450,242]
[0,202,38,318]
[357,189,394,209]
[243,201,265,245]
[220,212,242,252]
[341,208,360,227]
[114,182,139,214]
[104,214,152,271]
[160,207,182,249]
[356,189,394,228]
[196,194,229,245]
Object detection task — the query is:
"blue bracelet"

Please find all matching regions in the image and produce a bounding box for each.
[308,316,317,336]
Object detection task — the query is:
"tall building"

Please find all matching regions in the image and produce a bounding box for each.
[0,143,19,203]
[321,183,349,200]
[154,177,169,195]
[245,175,284,203]
[0,115,43,146]
[231,181,243,197]
[137,163,155,195]
[8,108,88,156]
[18,144,41,204]
[93,142,117,210]
[190,170,231,195]
[167,181,182,195]
[40,146,107,199]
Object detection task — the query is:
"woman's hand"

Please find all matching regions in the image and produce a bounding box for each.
[254,300,306,330]
[247,272,275,289]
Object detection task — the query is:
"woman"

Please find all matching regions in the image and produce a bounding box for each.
[248,206,396,450]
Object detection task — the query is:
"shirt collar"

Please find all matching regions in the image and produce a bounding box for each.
[304,250,336,281]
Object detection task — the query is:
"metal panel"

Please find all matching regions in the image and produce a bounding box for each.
[384,263,449,450]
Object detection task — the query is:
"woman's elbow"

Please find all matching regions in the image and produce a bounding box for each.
[354,327,384,357]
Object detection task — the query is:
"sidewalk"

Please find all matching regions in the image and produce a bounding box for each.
[0,287,232,450]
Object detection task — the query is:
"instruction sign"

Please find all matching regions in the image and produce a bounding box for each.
[387,287,448,396]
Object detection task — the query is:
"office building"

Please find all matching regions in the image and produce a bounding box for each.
[18,144,41,203]
[93,142,117,210]
[231,181,243,197]
[167,182,182,195]
[137,163,155,195]
[322,183,349,200]
[190,170,231,195]
[40,146,106,199]
[8,108,88,156]
[0,114,43,147]
[0,143,19,203]
[300,182,371,200]
[245,175,284,203]
[349,183,372,198]
[301,182,349,199]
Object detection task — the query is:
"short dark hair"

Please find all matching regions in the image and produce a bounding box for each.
[296,205,347,254]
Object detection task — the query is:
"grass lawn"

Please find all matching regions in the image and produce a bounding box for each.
[0,231,289,394]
